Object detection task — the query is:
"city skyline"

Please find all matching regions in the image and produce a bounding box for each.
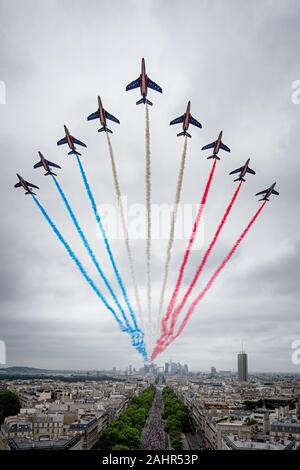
[1,369,299,451]
[2,357,300,375]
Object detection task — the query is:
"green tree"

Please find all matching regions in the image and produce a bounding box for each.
[119,425,140,448]
[172,436,183,450]
[97,386,155,450]
[162,387,190,449]
[100,426,122,449]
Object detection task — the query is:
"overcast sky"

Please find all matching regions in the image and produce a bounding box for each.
[0,0,299,372]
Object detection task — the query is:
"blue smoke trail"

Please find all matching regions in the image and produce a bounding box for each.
[32,194,148,360]
[31,195,126,332]
[76,157,144,342]
[51,175,133,334]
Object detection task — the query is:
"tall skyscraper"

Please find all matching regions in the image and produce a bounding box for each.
[237,350,248,382]
[170,361,177,375]
[165,362,170,374]
[211,366,217,377]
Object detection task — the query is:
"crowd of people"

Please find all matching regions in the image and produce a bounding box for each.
[142,389,167,450]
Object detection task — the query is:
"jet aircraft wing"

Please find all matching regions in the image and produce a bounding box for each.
[202,141,215,150]
[48,161,61,169]
[57,137,68,146]
[190,115,202,128]
[170,115,184,125]
[220,142,231,152]
[105,111,120,124]
[229,166,243,175]
[147,78,162,93]
[256,189,268,196]
[72,137,87,148]
[87,111,99,121]
[126,78,140,91]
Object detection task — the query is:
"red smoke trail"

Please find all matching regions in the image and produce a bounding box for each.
[151,201,266,360]
[157,160,217,347]
[151,333,173,360]
[167,181,243,338]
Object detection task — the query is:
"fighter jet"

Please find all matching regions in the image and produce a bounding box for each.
[201,131,230,159]
[126,58,162,106]
[57,125,87,156]
[87,96,120,134]
[33,152,61,176]
[229,158,256,182]
[255,182,279,201]
[170,101,202,138]
[14,173,39,195]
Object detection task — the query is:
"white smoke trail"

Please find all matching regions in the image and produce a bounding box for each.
[157,136,188,330]
[106,133,144,327]
[145,104,152,333]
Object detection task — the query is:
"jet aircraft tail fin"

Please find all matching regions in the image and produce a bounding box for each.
[136,98,153,106]
[177,131,191,138]
[234,177,245,182]
[98,126,113,134]
[207,155,220,160]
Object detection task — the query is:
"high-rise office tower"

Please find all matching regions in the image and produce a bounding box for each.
[237,350,248,382]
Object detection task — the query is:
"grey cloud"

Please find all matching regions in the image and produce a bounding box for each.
[0,0,299,371]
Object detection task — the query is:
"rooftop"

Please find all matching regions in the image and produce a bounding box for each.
[8,435,80,450]
[224,434,294,450]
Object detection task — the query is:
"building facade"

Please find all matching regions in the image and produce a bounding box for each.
[237,352,248,382]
